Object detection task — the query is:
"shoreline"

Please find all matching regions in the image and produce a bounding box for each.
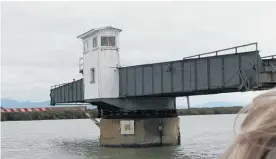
[1,106,243,122]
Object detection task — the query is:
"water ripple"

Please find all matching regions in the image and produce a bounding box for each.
[1,115,240,159]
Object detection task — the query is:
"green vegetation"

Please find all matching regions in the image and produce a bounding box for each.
[1,109,98,121]
[1,106,243,121]
[177,106,243,115]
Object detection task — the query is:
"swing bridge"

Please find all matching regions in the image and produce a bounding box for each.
[50,42,276,112]
[48,26,276,147]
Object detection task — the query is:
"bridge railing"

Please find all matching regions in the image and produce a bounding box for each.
[183,42,258,59]
[262,54,276,59]
[51,82,70,89]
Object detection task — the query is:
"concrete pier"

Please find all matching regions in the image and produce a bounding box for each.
[100,117,180,147]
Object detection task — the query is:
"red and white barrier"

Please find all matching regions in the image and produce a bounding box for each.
[1,108,51,113]
[1,106,87,113]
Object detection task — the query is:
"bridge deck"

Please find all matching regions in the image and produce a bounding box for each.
[119,50,262,97]
[50,43,276,105]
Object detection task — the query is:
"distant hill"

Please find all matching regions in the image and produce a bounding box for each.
[1,98,50,108]
[176,101,247,108]
[197,101,247,107]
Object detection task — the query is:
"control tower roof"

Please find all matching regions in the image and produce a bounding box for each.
[77,26,122,39]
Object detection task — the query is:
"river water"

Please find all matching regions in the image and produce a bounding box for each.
[1,114,244,159]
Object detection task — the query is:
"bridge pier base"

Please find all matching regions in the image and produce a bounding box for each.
[99,117,180,147]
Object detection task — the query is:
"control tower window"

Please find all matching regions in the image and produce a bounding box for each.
[90,68,95,83]
[93,37,97,48]
[101,36,116,47]
[83,41,88,52]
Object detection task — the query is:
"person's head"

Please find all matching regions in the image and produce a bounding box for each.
[222,88,276,159]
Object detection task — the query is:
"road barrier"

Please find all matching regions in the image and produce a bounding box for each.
[1,106,87,113]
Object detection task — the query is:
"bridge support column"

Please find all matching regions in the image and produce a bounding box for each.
[99,115,180,147]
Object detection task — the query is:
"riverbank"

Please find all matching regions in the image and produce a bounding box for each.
[1,106,243,121]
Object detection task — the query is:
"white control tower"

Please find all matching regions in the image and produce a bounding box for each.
[77,26,122,100]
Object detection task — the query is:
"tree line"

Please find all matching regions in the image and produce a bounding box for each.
[1,106,243,121]
[177,106,243,115]
[1,110,98,121]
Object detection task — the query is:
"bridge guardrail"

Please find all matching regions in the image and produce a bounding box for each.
[51,82,70,89]
[262,54,276,59]
[183,42,258,59]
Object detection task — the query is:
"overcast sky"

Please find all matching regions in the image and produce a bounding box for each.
[1,1,276,106]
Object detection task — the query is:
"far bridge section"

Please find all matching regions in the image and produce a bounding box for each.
[119,43,274,97]
[258,55,276,90]
[50,78,84,105]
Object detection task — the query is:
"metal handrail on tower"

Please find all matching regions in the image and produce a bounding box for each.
[183,42,258,59]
